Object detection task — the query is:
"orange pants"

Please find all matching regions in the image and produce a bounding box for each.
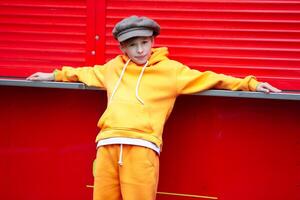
[93,144,159,200]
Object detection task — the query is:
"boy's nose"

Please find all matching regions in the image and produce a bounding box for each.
[137,45,143,54]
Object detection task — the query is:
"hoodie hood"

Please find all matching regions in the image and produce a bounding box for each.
[148,47,169,65]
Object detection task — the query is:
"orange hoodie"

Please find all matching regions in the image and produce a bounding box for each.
[54,47,259,148]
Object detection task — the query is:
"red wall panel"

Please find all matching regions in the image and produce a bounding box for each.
[105,0,300,90]
[158,95,300,200]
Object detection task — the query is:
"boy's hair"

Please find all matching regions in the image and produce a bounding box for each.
[112,16,160,42]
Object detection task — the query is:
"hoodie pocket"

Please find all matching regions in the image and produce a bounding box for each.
[97,100,153,133]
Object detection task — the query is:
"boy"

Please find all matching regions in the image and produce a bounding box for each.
[27,16,281,200]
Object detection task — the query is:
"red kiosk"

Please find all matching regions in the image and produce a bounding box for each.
[1,1,300,199]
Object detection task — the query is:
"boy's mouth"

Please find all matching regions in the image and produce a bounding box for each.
[135,55,146,60]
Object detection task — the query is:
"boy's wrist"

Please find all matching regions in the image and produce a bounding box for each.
[50,72,55,81]
[249,78,260,91]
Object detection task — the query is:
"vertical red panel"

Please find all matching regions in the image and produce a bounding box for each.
[0,0,96,77]
[86,0,97,65]
[95,0,107,64]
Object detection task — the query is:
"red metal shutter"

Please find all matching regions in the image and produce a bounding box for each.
[0,0,97,77]
[104,0,300,90]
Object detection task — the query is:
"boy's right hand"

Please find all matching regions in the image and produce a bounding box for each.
[26,72,55,81]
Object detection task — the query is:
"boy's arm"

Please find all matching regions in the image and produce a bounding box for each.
[53,65,106,88]
[176,64,281,95]
[27,65,107,88]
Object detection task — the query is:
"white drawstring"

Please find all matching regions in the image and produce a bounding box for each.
[109,59,148,105]
[135,61,148,105]
[109,59,131,105]
[118,144,123,166]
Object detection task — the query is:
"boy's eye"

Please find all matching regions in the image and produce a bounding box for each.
[126,43,134,48]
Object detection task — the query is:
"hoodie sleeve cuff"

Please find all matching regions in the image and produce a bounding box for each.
[53,69,63,81]
[248,77,260,91]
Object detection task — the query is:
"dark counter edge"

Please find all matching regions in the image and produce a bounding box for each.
[1,78,300,101]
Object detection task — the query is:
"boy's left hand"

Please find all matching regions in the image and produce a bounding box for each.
[256,82,282,93]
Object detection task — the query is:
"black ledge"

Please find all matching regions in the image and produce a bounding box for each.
[1,77,300,101]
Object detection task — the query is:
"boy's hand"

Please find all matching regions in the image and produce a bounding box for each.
[256,82,281,93]
[26,72,55,81]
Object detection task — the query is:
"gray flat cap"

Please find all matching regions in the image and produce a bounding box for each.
[112,16,160,42]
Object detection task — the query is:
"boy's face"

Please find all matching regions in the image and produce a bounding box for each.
[120,36,154,65]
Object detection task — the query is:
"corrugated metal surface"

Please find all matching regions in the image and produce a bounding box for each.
[1,0,300,89]
[105,0,300,90]
[0,0,96,77]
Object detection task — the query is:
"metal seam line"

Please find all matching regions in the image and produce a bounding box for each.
[157,191,218,199]
[86,185,218,199]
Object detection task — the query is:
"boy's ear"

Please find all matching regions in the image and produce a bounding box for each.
[119,43,125,53]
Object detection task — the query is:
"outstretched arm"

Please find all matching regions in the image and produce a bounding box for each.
[26,65,107,88]
[176,63,282,94]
